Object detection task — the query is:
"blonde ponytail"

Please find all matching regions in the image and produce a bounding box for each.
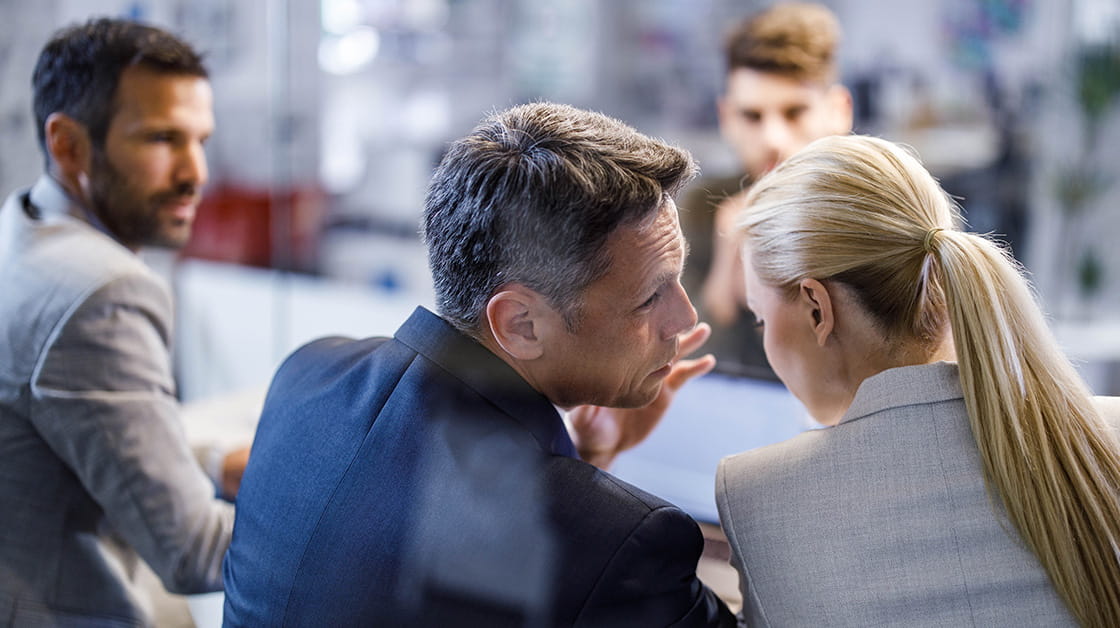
[932,229,1120,627]
[739,134,1120,627]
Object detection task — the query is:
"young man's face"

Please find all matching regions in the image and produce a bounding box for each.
[718,67,852,180]
[86,65,213,249]
[537,201,698,410]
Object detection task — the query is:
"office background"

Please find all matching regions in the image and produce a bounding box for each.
[2,0,1120,397]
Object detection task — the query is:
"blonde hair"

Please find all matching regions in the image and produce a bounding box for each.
[739,134,1120,627]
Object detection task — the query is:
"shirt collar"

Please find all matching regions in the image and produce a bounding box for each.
[394,307,579,459]
[839,361,963,426]
[28,174,116,241]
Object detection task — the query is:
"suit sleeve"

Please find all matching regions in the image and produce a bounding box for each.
[28,272,234,594]
[716,457,764,628]
[575,504,734,628]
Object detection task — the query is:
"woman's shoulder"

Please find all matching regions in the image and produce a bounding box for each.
[717,427,830,496]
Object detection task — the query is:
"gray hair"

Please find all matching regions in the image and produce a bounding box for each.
[423,102,697,335]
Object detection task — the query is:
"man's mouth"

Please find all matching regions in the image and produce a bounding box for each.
[651,348,677,379]
[162,196,198,221]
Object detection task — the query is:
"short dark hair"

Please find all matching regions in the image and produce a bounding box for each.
[423,102,697,335]
[32,17,207,162]
[725,2,840,83]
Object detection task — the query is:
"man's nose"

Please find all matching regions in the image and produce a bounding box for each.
[175,140,208,187]
[760,116,794,154]
[663,282,699,341]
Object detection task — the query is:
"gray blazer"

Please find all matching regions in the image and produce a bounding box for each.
[716,361,1118,627]
[0,177,234,626]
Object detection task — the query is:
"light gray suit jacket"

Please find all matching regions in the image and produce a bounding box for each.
[0,177,234,627]
[716,361,1118,627]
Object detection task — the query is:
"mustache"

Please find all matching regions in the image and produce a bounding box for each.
[154,183,200,205]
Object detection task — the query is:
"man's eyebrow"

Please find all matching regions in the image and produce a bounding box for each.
[650,267,680,292]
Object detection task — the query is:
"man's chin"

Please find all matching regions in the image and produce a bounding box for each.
[750,164,777,179]
[147,224,194,249]
[616,382,662,410]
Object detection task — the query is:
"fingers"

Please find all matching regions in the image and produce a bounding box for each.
[678,322,712,358]
[665,354,716,390]
[667,322,716,389]
[565,404,596,430]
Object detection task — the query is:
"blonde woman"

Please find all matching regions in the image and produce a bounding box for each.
[715,135,1120,627]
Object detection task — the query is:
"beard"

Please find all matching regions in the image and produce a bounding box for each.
[87,148,199,249]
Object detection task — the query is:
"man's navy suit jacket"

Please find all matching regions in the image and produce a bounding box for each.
[222,307,731,627]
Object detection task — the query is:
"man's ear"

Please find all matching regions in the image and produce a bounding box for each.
[484,285,553,361]
[44,113,91,179]
[799,278,835,347]
[827,84,854,135]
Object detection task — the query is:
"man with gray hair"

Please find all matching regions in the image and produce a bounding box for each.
[222,102,734,627]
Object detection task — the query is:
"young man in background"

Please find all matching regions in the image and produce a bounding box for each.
[679,2,852,372]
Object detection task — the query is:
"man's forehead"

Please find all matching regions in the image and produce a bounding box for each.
[726,69,829,104]
[624,201,681,242]
[113,68,211,106]
[109,70,214,128]
[609,206,684,273]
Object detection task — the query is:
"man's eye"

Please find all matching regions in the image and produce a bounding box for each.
[639,290,662,309]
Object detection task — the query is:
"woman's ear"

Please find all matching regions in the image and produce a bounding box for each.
[484,285,549,361]
[44,113,91,179]
[799,278,835,346]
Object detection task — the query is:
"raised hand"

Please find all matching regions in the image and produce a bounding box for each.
[568,323,716,469]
